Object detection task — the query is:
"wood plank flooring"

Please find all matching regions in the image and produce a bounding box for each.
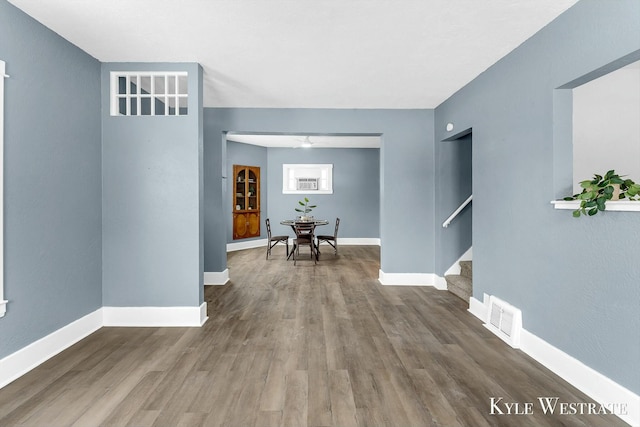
[0,245,627,426]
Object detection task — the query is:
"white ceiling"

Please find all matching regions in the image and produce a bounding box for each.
[8,0,578,109]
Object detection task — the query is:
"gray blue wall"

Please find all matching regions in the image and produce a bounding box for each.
[435,0,640,393]
[266,148,380,240]
[225,141,380,244]
[0,1,102,358]
[203,108,434,275]
[101,63,204,307]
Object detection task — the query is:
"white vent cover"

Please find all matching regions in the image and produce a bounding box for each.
[484,295,522,348]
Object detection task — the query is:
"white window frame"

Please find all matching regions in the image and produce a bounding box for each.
[1,59,7,317]
[110,71,188,116]
[282,164,333,194]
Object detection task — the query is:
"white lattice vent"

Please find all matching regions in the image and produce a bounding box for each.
[484,296,522,348]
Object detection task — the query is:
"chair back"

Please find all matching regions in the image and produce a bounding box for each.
[265,218,273,238]
[333,217,340,238]
[294,222,315,241]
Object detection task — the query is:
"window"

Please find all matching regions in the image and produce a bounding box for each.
[110,72,188,116]
[283,164,333,194]
[1,59,6,317]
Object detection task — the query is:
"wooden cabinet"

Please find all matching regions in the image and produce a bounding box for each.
[233,165,261,239]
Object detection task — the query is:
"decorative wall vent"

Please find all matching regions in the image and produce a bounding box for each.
[484,295,522,348]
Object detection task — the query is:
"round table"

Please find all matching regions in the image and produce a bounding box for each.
[280,219,329,261]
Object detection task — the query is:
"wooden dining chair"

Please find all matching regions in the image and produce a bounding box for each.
[317,217,340,255]
[292,222,317,265]
[265,218,289,259]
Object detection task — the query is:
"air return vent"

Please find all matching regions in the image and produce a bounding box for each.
[484,296,522,348]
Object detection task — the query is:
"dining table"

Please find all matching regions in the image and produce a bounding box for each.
[280,219,329,261]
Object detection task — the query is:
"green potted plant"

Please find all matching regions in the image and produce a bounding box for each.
[564,169,640,217]
[295,197,317,221]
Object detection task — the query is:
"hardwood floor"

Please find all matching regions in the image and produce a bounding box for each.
[0,246,627,426]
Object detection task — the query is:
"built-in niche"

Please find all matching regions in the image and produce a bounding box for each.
[572,61,640,193]
[552,50,640,212]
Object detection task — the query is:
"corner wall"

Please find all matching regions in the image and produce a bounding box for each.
[101,63,203,309]
[0,0,102,358]
[435,0,640,394]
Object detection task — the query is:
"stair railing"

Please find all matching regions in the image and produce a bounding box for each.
[442,194,472,228]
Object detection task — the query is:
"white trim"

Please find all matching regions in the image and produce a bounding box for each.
[467,295,639,427]
[0,60,5,317]
[468,294,489,321]
[102,303,208,327]
[444,246,473,276]
[434,275,448,290]
[0,309,103,389]
[378,270,446,289]
[319,237,380,246]
[204,269,230,286]
[551,200,640,212]
[520,330,639,427]
[227,237,380,253]
[227,238,267,252]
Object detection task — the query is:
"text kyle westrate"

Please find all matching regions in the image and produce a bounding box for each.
[489,397,627,416]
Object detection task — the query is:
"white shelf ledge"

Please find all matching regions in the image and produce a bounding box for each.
[551,200,640,212]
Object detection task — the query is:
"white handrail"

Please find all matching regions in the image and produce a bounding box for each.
[442,194,472,228]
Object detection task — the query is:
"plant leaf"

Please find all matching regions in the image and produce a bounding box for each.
[572,210,581,217]
[588,207,598,216]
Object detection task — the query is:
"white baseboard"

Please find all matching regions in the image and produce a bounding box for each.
[204,269,229,286]
[227,238,267,252]
[0,309,103,389]
[226,237,380,253]
[330,238,380,246]
[379,270,445,289]
[434,275,448,290]
[103,303,208,327]
[468,295,639,427]
[468,294,489,321]
[1,303,208,390]
[520,329,639,427]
